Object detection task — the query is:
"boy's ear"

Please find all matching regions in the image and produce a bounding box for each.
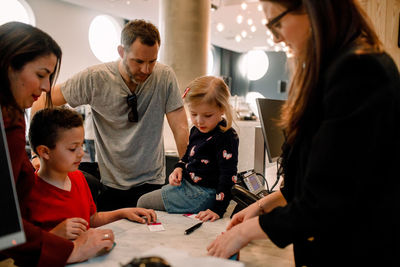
[36,145,50,160]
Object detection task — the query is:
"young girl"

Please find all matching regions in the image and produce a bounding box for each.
[138,76,239,222]
[24,107,156,240]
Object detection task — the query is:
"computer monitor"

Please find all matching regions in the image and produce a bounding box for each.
[0,109,26,250]
[256,98,285,163]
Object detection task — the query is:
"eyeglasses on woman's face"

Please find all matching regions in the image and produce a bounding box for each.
[265,5,298,40]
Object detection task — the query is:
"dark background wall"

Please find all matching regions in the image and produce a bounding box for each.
[212,45,289,101]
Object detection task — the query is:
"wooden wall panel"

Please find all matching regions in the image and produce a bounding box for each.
[358,0,400,69]
[358,0,369,13]
[371,0,387,40]
[385,0,400,69]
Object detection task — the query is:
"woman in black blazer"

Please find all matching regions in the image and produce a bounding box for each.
[208,0,400,266]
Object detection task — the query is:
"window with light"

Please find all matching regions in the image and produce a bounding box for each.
[239,50,269,81]
[89,15,121,62]
[0,0,35,25]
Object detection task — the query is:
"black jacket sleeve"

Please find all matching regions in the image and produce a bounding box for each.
[211,129,239,217]
[259,52,400,249]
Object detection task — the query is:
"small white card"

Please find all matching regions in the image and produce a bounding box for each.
[148,222,165,232]
[182,213,201,220]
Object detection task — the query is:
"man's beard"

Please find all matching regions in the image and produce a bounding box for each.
[123,58,140,85]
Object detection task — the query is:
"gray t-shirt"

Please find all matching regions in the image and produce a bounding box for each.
[61,61,183,189]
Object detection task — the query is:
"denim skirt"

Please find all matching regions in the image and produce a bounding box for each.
[161,178,216,214]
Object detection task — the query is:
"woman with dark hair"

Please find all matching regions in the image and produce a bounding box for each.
[208,0,400,266]
[0,21,114,266]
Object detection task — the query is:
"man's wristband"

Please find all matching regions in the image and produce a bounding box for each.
[31,154,38,160]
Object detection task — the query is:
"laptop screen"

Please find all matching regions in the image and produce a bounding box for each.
[256,98,285,163]
[0,108,26,250]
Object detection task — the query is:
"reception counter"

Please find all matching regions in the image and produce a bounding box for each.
[69,207,293,267]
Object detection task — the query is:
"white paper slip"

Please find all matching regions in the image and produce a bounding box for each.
[148,222,165,232]
[182,213,201,220]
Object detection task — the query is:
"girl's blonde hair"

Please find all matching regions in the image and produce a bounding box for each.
[184,76,233,132]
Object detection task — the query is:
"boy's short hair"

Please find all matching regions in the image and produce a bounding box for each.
[29,107,83,154]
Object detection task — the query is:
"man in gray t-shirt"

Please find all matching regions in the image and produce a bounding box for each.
[32,20,189,211]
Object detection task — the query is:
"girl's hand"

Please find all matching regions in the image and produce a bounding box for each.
[226,202,260,230]
[50,217,88,240]
[168,168,182,186]
[196,209,220,222]
[123,208,157,224]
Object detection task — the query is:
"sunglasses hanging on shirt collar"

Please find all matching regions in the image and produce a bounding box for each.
[127,93,138,122]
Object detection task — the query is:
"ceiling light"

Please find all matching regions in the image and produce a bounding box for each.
[241,30,247,38]
[247,18,253,25]
[216,23,224,32]
[126,0,131,4]
[267,38,275,46]
[257,4,263,11]
[236,15,243,24]
[235,35,242,42]
[241,2,247,10]
[251,25,256,32]
[261,18,267,25]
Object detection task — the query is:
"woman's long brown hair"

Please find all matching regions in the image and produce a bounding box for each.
[261,0,382,145]
[0,22,62,123]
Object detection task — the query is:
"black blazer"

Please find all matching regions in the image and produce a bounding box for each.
[259,49,400,266]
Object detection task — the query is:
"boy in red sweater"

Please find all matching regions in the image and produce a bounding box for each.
[24,107,156,240]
